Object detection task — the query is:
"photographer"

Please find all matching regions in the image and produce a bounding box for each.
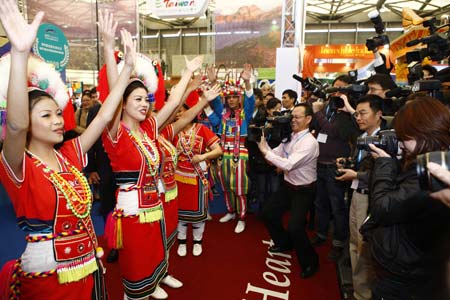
[364,97,450,300]
[335,95,387,300]
[246,96,283,216]
[257,103,319,279]
[311,75,360,261]
[365,74,398,116]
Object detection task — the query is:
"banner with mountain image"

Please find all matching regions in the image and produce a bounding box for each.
[215,1,282,70]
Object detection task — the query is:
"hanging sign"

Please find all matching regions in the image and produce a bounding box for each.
[33,23,70,71]
[151,0,209,19]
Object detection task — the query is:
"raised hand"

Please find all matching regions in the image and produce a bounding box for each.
[185,55,203,73]
[98,10,117,47]
[0,0,44,53]
[202,84,221,102]
[187,74,203,92]
[206,65,217,84]
[120,29,136,69]
[241,63,253,82]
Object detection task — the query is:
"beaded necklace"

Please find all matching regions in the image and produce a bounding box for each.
[159,135,178,168]
[26,150,92,219]
[179,123,197,155]
[127,129,160,176]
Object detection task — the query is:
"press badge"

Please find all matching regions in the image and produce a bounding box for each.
[351,179,359,190]
[317,133,328,143]
[158,178,166,194]
[199,161,207,172]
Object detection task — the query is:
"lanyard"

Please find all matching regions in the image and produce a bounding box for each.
[282,131,309,158]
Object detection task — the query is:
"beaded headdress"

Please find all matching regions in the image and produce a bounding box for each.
[0,53,69,140]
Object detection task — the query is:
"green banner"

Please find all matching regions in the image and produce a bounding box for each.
[33,23,69,71]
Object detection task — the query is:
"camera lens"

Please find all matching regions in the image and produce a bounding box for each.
[417,151,450,192]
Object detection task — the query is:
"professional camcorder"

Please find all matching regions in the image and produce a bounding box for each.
[366,11,390,51]
[356,130,399,157]
[247,111,293,144]
[325,84,369,101]
[406,17,450,62]
[293,74,328,100]
[417,151,450,192]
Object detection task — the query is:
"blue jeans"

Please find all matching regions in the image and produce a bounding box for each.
[314,164,349,246]
[254,171,282,214]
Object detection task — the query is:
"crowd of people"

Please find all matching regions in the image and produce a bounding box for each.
[0,1,450,300]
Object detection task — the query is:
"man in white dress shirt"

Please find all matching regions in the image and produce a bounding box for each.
[257,103,320,279]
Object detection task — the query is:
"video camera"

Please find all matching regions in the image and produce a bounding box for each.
[293,74,328,100]
[325,84,369,104]
[366,11,390,51]
[406,18,450,62]
[417,150,450,192]
[356,130,399,158]
[247,111,293,144]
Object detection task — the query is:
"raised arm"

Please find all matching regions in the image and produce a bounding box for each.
[159,74,203,130]
[170,84,221,135]
[155,56,203,129]
[241,63,255,120]
[79,29,136,151]
[99,10,119,91]
[0,0,44,176]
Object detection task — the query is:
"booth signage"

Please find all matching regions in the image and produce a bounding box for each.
[151,0,209,18]
[33,23,69,71]
[307,45,373,59]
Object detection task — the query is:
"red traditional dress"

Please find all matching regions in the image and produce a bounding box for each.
[102,117,167,299]
[174,123,220,222]
[159,124,179,249]
[0,138,96,300]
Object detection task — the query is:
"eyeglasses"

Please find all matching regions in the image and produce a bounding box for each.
[352,111,369,118]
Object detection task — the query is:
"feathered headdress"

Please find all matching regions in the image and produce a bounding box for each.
[0,53,69,140]
[117,53,158,94]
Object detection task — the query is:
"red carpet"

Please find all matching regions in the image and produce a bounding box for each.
[100,214,340,300]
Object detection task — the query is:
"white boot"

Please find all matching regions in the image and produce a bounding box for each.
[234,220,246,234]
[177,244,187,257]
[193,243,203,256]
[150,285,168,299]
[161,274,183,288]
[219,213,235,223]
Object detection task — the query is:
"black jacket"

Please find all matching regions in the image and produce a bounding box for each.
[367,158,450,286]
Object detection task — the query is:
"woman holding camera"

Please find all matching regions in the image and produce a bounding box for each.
[366,97,450,300]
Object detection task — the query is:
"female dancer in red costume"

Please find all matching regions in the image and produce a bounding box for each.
[0,2,136,299]
[173,96,223,257]
[99,11,203,300]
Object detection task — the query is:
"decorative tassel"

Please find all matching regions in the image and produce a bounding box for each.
[165,186,178,202]
[104,212,116,249]
[175,173,197,185]
[116,217,123,249]
[56,253,97,284]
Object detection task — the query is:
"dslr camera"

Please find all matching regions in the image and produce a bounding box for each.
[357,130,399,157]
[366,11,390,51]
[417,151,450,192]
[335,158,355,176]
